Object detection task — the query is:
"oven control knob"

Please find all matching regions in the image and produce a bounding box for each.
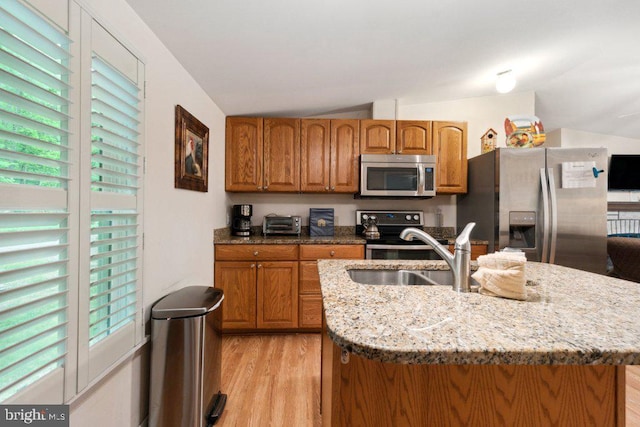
[405,214,411,220]
[362,214,368,221]
[413,215,420,221]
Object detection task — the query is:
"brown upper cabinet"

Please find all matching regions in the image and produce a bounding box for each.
[263,118,300,192]
[396,120,432,154]
[225,117,300,192]
[226,117,467,194]
[433,121,467,194]
[300,119,330,192]
[225,117,263,191]
[300,119,360,193]
[360,120,396,154]
[361,120,432,155]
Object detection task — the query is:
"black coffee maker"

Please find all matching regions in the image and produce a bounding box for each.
[232,204,252,236]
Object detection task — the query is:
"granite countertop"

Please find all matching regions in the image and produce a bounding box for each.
[317,259,640,366]
[214,226,488,246]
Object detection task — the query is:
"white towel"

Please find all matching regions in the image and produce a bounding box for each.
[472,252,527,300]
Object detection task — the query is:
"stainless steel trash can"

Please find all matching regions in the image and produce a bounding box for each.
[149,286,226,427]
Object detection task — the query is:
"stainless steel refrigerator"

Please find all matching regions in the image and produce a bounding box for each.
[457,147,608,274]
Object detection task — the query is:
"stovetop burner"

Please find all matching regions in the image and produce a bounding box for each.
[356,210,447,245]
[356,210,423,228]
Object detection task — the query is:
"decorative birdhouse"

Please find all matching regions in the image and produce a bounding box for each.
[481,128,497,153]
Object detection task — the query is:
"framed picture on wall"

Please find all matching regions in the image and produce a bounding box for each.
[175,104,209,192]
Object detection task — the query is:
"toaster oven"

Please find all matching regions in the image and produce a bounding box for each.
[263,215,301,236]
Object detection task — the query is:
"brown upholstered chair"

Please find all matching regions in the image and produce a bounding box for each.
[607,237,640,283]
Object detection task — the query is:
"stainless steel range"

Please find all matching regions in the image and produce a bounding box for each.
[355,210,447,260]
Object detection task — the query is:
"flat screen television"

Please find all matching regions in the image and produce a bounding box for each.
[608,155,640,190]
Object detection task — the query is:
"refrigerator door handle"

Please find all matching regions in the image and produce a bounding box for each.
[540,168,550,263]
[547,167,559,264]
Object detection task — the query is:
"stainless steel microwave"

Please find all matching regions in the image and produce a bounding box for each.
[359,154,436,197]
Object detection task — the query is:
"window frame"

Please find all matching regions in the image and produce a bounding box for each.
[0,0,145,403]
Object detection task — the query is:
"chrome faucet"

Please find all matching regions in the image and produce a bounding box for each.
[400,222,476,292]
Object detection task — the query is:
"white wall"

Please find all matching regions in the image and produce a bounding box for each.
[69,0,226,425]
[546,128,640,154]
[398,91,536,159]
[227,193,456,228]
[546,128,640,203]
[70,346,149,427]
[375,91,536,223]
[306,106,372,119]
[228,92,537,229]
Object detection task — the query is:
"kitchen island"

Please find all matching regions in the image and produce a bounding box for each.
[318,259,640,426]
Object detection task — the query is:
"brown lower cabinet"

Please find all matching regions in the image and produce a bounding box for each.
[214,243,364,332]
[321,329,624,426]
[298,244,364,330]
[214,243,486,332]
[215,244,299,332]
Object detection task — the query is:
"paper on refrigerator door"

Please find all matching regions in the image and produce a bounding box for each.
[561,161,596,188]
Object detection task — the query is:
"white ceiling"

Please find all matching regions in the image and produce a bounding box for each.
[125,0,640,139]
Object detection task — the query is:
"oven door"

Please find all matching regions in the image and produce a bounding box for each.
[365,244,444,260]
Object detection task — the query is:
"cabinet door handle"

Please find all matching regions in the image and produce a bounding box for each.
[250,264,255,268]
[253,251,259,256]
[257,264,262,268]
[325,186,329,191]
[257,186,262,190]
[330,250,335,257]
[264,185,268,190]
[331,186,335,191]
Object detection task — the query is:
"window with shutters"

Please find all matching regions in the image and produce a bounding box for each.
[0,0,145,403]
[88,55,141,349]
[75,19,144,387]
[0,0,72,402]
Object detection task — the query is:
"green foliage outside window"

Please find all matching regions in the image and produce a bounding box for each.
[0,62,67,187]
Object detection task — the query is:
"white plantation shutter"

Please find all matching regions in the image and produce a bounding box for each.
[89,211,138,347]
[0,213,69,402]
[90,55,140,195]
[0,0,71,403]
[80,36,143,383]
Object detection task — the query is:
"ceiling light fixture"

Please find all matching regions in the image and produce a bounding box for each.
[496,70,516,94]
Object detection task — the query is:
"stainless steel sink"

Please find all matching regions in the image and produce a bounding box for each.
[347,269,453,286]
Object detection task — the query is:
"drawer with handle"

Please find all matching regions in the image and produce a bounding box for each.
[299,244,364,260]
[215,244,299,261]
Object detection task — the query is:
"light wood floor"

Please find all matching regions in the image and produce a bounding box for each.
[220,334,640,427]
[219,334,321,427]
